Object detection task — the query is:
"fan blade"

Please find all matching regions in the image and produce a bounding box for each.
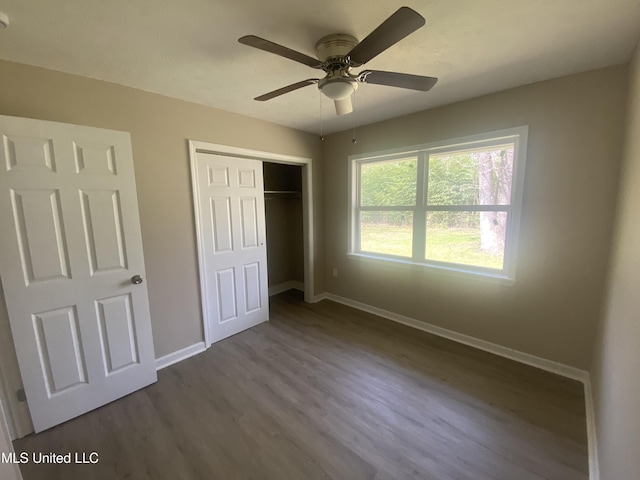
[239,35,323,69]
[358,70,437,91]
[334,96,353,115]
[347,7,425,65]
[254,79,319,101]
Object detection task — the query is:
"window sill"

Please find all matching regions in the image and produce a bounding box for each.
[346,252,515,286]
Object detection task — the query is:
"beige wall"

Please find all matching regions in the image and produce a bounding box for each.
[323,66,628,370]
[591,44,640,478]
[0,59,323,434]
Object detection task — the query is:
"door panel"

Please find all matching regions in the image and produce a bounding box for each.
[208,165,229,186]
[79,190,127,273]
[210,197,233,253]
[0,115,156,433]
[4,135,56,172]
[193,152,269,344]
[216,268,238,322]
[240,198,259,248]
[33,306,86,394]
[73,143,116,175]
[243,262,262,312]
[238,168,256,188]
[10,189,71,284]
[96,294,138,373]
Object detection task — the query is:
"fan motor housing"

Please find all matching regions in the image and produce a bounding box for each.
[315,34,358,61]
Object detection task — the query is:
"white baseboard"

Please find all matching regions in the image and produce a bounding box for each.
[322,293,589,382]
[311,292,329,303]
[584,377,600,480]
[269,281,304,297]
[155,342,206,371]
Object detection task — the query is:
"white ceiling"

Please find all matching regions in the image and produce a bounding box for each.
[0,0,639,135]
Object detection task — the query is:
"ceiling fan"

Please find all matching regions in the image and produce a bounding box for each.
[238,6,438,116]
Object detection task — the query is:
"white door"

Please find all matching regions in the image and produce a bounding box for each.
[0,115,157,433]
[192,152,269,344]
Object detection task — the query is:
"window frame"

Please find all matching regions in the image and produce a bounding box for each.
[347,126,529,283]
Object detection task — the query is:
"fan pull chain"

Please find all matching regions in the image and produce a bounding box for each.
[351,90,357,144]
[319,92,324,141]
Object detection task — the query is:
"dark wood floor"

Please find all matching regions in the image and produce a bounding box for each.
[14,290,588,480]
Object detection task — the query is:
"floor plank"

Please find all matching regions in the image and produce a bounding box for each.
[14,290,588,480]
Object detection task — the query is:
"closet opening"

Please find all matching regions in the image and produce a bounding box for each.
[263,162,305,298]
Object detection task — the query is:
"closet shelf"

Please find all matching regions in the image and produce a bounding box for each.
[264,190,301,200]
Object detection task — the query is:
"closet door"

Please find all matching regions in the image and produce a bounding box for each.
[192,152,269,344]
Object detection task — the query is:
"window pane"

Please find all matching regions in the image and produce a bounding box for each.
[427,145,514,206]
[425,211,507,269]
[360,211,413,257]
[360,157,417,206]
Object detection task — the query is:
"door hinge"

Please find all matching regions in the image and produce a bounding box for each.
[16,388,26,403]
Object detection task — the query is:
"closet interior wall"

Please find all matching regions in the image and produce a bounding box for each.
[263,162,304,292]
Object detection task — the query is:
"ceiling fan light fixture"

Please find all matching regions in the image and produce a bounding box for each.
[318,77,357,101]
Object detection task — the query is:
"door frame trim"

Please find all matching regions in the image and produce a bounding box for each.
[188,140,314,348]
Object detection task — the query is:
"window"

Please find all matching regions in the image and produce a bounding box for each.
[348,127,528,282]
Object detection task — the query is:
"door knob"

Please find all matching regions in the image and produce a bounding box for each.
[131,275,143,285]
